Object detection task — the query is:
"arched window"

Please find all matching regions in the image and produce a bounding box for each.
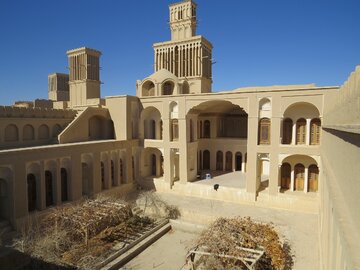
[162,81,174,95]
[38,124,50,140]
[225,151,232,171]
[308,164,319,192]
[61,168,68,202]
[296,119,306,145]
[310,119,321,145]
[101,162,105,190]
[281,163,291,190]
[203,150,210,170]
[111,160,115,186]
[45,170,53,207]
[4,124,18,142]
[204,120,210,138]
[259,118,271,145]
[23,124,35,141]
[294,164,305,191]
[142,81,155,97]
[27,174,37,212]
[282,118,293,144]
[216,151,223,171]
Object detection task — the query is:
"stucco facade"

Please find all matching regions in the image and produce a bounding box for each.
[0,1,359,269]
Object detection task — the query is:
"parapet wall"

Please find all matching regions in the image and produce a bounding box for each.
[0,106,77,119]
[324,66,360,128]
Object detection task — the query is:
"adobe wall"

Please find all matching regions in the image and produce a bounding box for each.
[320,66,360,269]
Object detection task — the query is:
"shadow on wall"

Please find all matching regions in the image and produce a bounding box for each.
[323,128,360,147]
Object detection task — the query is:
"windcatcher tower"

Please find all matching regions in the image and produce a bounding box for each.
[153,0,213,94]
[67,47,102,108]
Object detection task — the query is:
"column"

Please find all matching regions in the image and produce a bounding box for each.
[179,46,182,77]
[306,118,311,145]
[292,122,296,145]
[304,167,309,193]
[290,167,295,191]
[222,152,225,171]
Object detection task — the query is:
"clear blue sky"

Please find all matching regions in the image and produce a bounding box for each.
[0,0,359,105]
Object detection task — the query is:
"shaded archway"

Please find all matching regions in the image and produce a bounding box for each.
[235,152,242,171]
[280,163,291,190]
[60,168,68,202]
[142,80,155,97]
[203,150,210,170]
[162,81,174,95]
[141,148,164,178]
[45,170,54,207]
[141,106,162,140]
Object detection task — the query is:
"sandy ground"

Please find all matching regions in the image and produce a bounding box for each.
[122,192,319,270]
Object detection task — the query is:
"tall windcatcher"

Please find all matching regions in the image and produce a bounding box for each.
[67,47,102,108]
[153,0,213,94]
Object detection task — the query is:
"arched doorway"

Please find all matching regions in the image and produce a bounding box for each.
[235,152,242,171]
[294,164,305,191]
[280,163,291,190]
[225,151,232,171]
[216,151,223,171]
[308,164,319,192]
[61,168,68,202]
[0,179,8,219]
[203,150,210,170]
[45,170,54,207]
[27,174,37,212]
